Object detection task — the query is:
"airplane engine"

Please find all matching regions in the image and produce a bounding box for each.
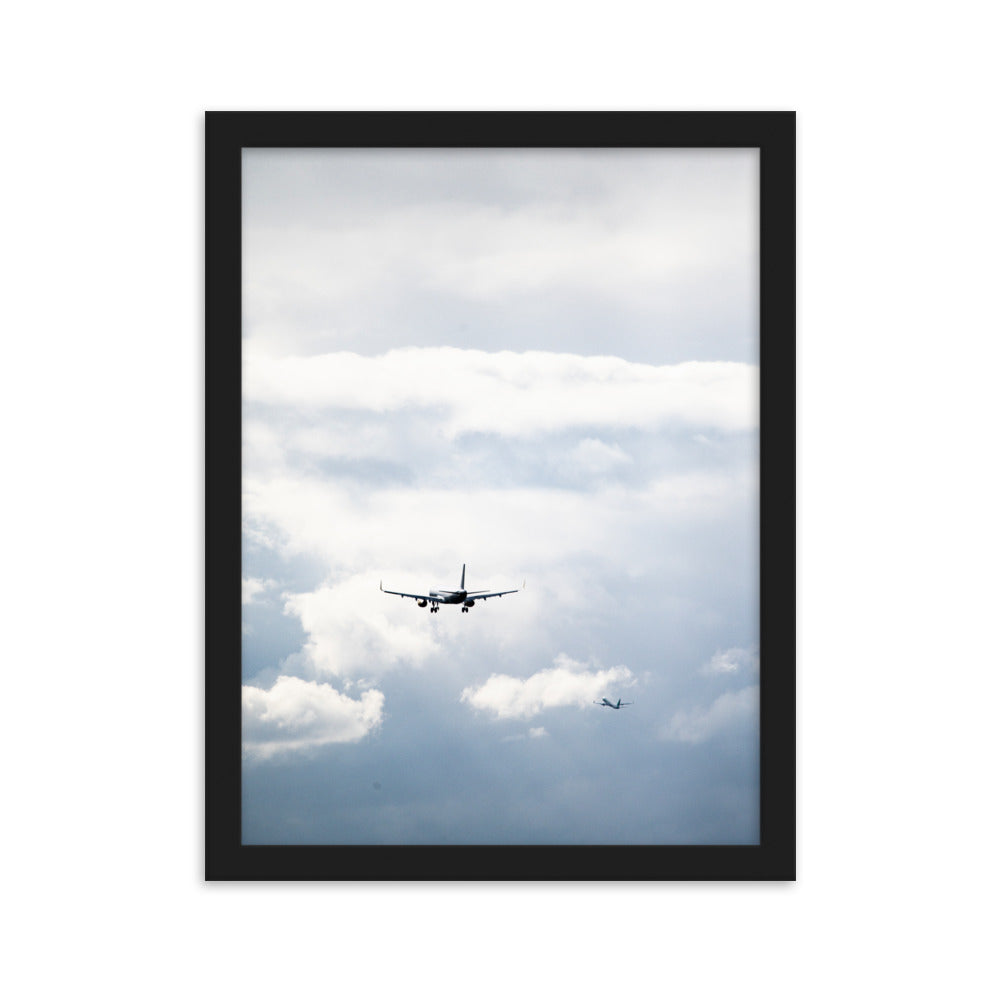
[417,599,427,607]
[463,599,475,608]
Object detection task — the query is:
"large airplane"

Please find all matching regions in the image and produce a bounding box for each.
[380,564,520,613]
[594,698,633,710]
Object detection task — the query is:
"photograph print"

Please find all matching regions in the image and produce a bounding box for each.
[207,112,795,879]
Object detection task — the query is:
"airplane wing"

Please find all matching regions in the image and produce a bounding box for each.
[380,582,434,602]
[465,588,519,603]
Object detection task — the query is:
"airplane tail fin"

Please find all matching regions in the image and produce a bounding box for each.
[461,563,466,590]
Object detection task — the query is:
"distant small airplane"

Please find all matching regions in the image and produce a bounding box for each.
[594,698,633,710]
[380,564,520,613]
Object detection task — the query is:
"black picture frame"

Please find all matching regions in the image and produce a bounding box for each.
[206,111,795,881]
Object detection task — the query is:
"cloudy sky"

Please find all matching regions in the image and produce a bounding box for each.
[241,148,760,844]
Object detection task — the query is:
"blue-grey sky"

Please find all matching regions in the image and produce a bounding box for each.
[241,148,759,844]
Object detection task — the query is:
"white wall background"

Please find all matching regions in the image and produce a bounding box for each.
[3,2,997,997]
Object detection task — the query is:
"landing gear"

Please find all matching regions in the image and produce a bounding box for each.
[430,605,439,613]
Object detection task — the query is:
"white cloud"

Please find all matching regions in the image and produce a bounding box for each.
[660,685,759,744]
[244,348,758,437]
[242,577,271,604]
[283,575,440,678]
[242,149,758,359]
[461,653,634,720]
[243,675,384,759]
[238,466,756,690]
[566,438,633,476]
[501,726,549,743]
[241,349,757,652]
[700,645,759,676]
[243,473,753,585]
[247,195,748,308]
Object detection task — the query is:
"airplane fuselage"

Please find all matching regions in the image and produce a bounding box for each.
[430,589,467,605]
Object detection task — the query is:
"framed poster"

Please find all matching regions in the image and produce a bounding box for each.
[206,112,795,880]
